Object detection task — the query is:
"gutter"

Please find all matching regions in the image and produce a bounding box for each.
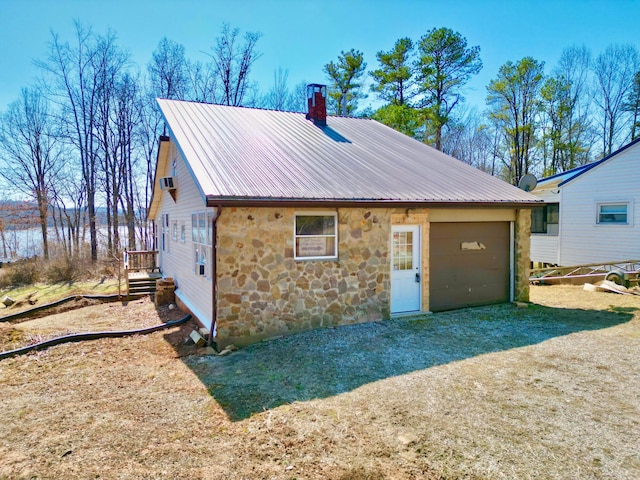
[206,197,542,209]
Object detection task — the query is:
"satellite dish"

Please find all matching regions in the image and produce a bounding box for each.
[518,174,538,192]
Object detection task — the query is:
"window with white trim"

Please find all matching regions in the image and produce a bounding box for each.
[180,223,185,243]
[597,203,628,224]
[191,210,216,277]
[294,212,338,260]
[161,213,169,252]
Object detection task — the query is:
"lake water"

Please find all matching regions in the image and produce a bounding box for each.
[0,226,145,261]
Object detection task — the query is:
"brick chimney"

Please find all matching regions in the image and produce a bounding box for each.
[306,84,327,126]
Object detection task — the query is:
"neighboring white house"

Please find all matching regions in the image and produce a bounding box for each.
[530,137,640,267]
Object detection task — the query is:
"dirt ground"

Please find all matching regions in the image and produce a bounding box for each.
[0,286,639,479]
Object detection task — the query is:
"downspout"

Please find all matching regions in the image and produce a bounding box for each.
[208,206,222,348]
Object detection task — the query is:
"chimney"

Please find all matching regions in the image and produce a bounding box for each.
[306,84,327,126]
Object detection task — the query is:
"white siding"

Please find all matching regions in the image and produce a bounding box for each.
[530,187,561,264]
[559,143,640,265]
[532,188,561,203]
[155,142,213,329]
[530,235,559,264]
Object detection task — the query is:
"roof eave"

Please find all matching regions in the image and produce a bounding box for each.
[147,135,171,220]
[205,196,542,209]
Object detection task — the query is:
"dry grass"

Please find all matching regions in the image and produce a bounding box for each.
[1,285,639,479]
[0,278,120,315]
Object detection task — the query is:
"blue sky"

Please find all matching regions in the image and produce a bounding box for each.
[1,0,640,113]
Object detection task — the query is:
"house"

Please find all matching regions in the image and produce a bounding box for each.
[148,84,540,348]
[530,137,640,267]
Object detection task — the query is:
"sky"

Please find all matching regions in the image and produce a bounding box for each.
[1,0,640,114]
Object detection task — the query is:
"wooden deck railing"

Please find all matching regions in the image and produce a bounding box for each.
[124,250,159,272]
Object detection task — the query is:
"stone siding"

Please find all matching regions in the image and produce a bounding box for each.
[215,207,392,347]
[214,206,532,348]
[514,209,532,302]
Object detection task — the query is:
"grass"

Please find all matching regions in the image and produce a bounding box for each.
[0,277,120,315]
[0,285,639,479]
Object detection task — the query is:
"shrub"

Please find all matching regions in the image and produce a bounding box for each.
[2,258,41,287]
[0,253,118,289]
[44,255,94,283]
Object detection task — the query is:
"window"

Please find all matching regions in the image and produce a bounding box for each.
[393,231,414,271]
[531,203,559,235]
[294,213,337,260]
[192,211,213,277]
[597,203,628,224]
[180,223,185,243]
[172,221,178,241]
[161,213,170,251]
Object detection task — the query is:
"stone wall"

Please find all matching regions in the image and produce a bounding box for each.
[214,205,533,348]
[215,207,393,348]
[514,208,532,302]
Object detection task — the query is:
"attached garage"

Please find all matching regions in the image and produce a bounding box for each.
[429,222,511,312]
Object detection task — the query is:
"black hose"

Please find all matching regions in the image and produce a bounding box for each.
[0,314,192,361]
[0,294,124,323]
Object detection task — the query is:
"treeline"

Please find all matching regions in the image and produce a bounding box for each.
[320,30,640,185]
[0,22,638,263]
[0,22,268,262]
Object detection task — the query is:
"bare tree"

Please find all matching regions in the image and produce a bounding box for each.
[0,86,62,259]
[440,107,498,174]
[116,73,142,251]
[263,68,291,110]
[207,23,262,106]
[147,37,189,100]
[39,22,105,261]
[50,162,86,258]
[290,81,309,113]
[548,45,595,170]
[260,69,307,112]
[136,77,164,249]
[187,59,218,103]
[592,44,639,155]
[38,22,126,261]
[624,71,640,141]
[94,42,130,257]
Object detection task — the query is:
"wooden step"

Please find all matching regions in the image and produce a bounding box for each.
[126,272,160,298]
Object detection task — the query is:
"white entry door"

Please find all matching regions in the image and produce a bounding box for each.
[391,225,421,314]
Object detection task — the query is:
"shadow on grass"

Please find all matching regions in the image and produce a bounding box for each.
[165,303,636,421]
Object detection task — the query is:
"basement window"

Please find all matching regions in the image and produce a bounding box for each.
[294,212,338,260]
[597,203,628,224]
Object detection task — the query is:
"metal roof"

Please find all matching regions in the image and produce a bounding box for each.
[157,99,540,206]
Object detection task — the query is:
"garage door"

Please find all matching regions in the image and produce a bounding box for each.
[430,222,510,312]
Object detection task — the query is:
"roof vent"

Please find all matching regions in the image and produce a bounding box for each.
[306,84,327,126]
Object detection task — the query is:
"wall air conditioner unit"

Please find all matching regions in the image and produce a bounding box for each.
[159,177,176,190]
